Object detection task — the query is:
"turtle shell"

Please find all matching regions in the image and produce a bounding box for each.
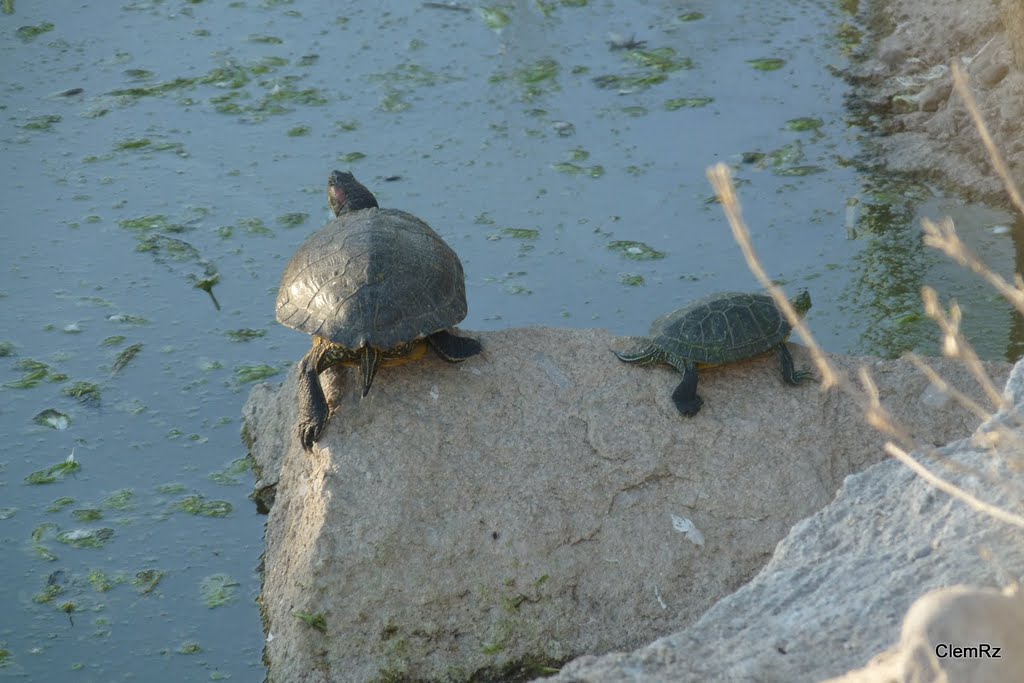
[275,207,467,350]
[649,291,791,365]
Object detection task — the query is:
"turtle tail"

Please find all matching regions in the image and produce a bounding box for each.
[358,346,383,397]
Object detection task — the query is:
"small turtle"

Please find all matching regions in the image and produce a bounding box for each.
[276,171,482,451]
[616,291,813,416]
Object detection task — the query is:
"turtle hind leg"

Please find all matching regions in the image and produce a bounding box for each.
[776,344,814,385]
[428,330,482,362]
[296,347,329,452]
[615,344,661,364]
[670,361,704,416]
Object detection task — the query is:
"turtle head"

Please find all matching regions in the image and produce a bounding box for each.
[328,170,379,216]
[791,289,812,317]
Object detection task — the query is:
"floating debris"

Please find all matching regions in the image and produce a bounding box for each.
[276,213,308,229]
[46,497,75,513]
[88,569,123,592]
[16,22,54,41]
[112,342,143,374]
[103,489,135,510]
[71,509,103,522]
[33,408,70,430]
[665,97,713,110]
[134,569,164,594]
[136,234,221,310]
[747,58,786,71]
[478,6,511,29]
[63,381,101,405]
[773,165,825,177]
[224,329,266,342]
[551,120,575,136]
[425,1,471,11]
[209,459,252,486]
[106,313,150,325]
[22,114,62,132]
[26,452,81,485]
[200,574,240,608]
[607,33,647,51]
[57,527,115,549]
[338,151,365,163]
[786,117,824,132]
[234,364,280,383]
[500,228,540,240]
[619,273,645,286]
[5,359,50,388]
[608,240,666,260]
[175,494,233,517]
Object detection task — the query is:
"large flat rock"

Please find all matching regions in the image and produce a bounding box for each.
[242,327,1007,682]
[544,361,1024,683]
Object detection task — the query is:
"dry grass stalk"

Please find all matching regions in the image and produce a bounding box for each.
[920,285,1006,408]
[922,217,1024,316]
[907,353,990,422]
[706,164,839,391]
[707,162,1022,530]
[950,62,1024,217]
[858,366,912,445]
[884,443,1024,529]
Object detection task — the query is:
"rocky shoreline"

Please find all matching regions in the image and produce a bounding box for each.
[848,0,1024,205]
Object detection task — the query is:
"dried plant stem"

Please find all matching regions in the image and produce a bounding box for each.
[708,163,1020,531]
[706,163,839,391]
[922,217,1024,317]
[907,353,990,422]
[884,443,1024,529]
[920,285,1005,409]
[950,63,1024,218]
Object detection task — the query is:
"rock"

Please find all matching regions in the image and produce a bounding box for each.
[918,80,952,112]
[975,61,1010,89]
[827,584,1024,683]
[846,0,1024,204]
[877,34,909,69]
[540,358,1024,683]
[244,327,1008,682]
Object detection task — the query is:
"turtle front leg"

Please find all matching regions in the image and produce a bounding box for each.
[670,360,704,416]
[776,344,814,385]
[296,347,329,452]
[428,330,482,362]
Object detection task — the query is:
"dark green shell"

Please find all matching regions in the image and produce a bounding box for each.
[648,291,792,364]
[275,207,467,350]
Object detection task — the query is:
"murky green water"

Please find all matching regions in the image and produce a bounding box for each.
[2,1,1021,681]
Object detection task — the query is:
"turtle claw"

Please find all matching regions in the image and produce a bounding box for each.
[297,419,323,453]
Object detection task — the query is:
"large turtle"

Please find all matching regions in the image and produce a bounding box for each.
[276,171,482,451]
[616,290,813,416]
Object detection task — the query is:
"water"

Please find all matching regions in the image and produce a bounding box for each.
[2,1,1021,680]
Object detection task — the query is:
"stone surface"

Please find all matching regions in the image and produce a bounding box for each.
[243,327,1008,682]
[540,359,1024,683]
